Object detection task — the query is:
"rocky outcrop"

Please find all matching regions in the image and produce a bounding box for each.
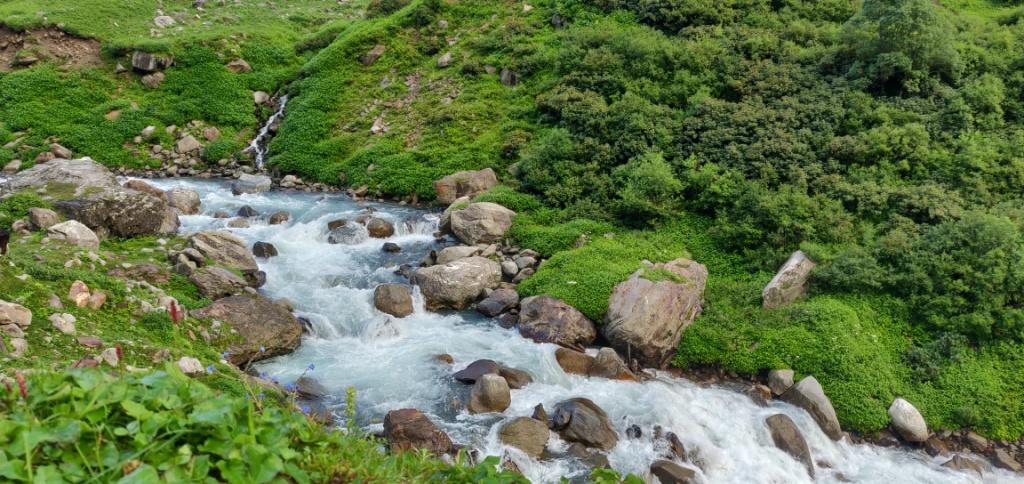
[450,202,515,245]
[167,187,201,214]
[414,256,501,310]
[47,220,100,250]
[187,231,258,272]
[192,296,302,366]
[467,374,511,414]
[189,267,248,299]
[765,414,814,477]
[763,250,816,309]
[231,173,272,195]
[383,409,453,455]
[477,288,519,317]
[780,376,842,440]
[433,168,498,204]
[500,417,549,459]
[551,398,618,451]
[518,296,596,349]
[498,367,533,389]
[374,283,414,318]
[888,398,928,443]
[603,258,707,368]
[0,158,118,196]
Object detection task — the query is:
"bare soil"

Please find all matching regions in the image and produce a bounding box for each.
[0,26,102,72]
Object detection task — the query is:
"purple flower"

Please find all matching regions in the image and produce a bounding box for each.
[221,351,230,359]
[260,371,268,378]
[259,346,266,353]
[206,364,215,374]
[257,393,265,400]
[284,383,297,392]
[307,363,315,371]
[300,404,311,414]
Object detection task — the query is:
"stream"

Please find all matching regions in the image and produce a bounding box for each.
[147,178,1018,484]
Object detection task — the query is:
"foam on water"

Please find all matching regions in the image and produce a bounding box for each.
[148,177,1020,484]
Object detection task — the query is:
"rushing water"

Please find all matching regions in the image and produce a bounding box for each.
[148,178,1019,484]
[246,95,288,169]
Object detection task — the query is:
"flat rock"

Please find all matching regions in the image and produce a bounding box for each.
[450,202,515,245]
[231,173,272,195]
[499,417,549,459]
[192,296,302,366]
[414,256,502,310]
[188,231,258,272]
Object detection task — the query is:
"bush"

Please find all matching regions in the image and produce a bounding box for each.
[367,0,411,18]
[0,192,51,230]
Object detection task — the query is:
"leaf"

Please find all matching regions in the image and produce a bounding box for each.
[188,401,232,426]
[117,464,160,484]
[32,465,65,484]
[0,458,28,480]
[51,420,82,444]
[121,400,153,421]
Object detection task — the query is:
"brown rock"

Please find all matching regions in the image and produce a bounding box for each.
[191,296,302,366]
[518,296,596,348]
[551,398,618,450]
[499,417,549,459]
[433,168,498,204]
[590,347,637,381]
[763,250,815,309]
[498,366,533,389]
[555,347,594,375]
[650,460,697,484]
[780,376,842,441]
[467,374,511,414]
[453,359,500,384]
[766,414,814,477]
[374,283,414,318]
[189,266,247,299]
[366,217,395,238]
[383,408,453,455]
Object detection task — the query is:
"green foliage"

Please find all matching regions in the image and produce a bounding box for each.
[0,192,50,230]
[472,186,543,213]
[367,0,412,18]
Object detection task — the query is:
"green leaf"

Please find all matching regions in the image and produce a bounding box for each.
[188,401,232,426]
[33,465,65,484]
[121,400,153,420]
[117,464,160,484]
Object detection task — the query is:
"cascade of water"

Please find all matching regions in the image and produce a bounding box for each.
[146,177,1019,484]
[247,95,288,169]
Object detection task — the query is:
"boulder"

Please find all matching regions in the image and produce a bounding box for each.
[768,369,795,396]
[477,288,519,317]
[69,281,90,307]
[268,211,290,225]
[551,398,618,451]
[499,417,549,459]
[382,242,401,253]
[327,223,369,245]
[131,51,161,72]
[166,188,201,214]
[123,179,167,202]
[0,300,32,328]
[590,347,636,381]
[436,245,479,265]
[439,196,470,233]
[236,205,258,218]
[192,296,302,366]
[650,460,697,484]
[363,217,393,238]
[189,267,248,299]
[780,376,842,440]
[603,258,707,368]
[374,284,414,318]
[518,296,596,348]
[27,208,59,230]
[453,359,500,384]
[252,241,278,258]
[888,398,928,443]
[498,367,533,389]
[0,158,117,196]
[763,250,816,309]
[992,448,1022,472]
[450,202,515,245]
[188,231,258,272]
[47,221,100,250]
[177,356,204,376]
[231,173,272,195]
[383,409,453,455]
[556,348,595,375]
[175,135,202,154]
[433,168,498,204]
[414,256,502,310]
[765,414,814,477]
[467,374,511,414]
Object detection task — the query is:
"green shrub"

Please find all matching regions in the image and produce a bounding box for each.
[0,192,51,230]
[472,186,543,213]
[367,0,412,18]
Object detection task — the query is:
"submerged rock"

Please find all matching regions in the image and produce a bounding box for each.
[650,460,697,484]
[518,296,596,348]
[383,408,453,455]
[765,414,814,477]
[551,398,618,451]
[373,283,414,318]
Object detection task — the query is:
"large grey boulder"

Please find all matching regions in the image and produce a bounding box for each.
[414,256,502,310]
[231,173,272,195]
[603,258,707,368]
[439,196,470,234]
[781,376,842,440]
[763,250,816,309]
[450,202,515,245]
[383,409,453,455]
[192,296,302,366]
[518,296,596,349]
[467,374,511,414]
[435,245,479,265]
[888,398,928,443]
[768,369,795,396]
[187,231,258,272]
[499,417,549,459]
[433,168,498,204]
[551,398,618,451]
[166,188,201,214]
[47,221,100,250]
[765,414,814,477]
[0,158,117,196]
[374,283,414,318]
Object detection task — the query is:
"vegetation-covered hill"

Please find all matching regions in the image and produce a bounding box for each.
[2,0,1024,462]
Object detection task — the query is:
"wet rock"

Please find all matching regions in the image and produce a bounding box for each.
[192,295,303,366]
[467,374,511,414]
[942,455,985,476]
[551,398,618,451]
[374,283,414,318]
[590,347,636,381]
[433,168,498,204]
[366,217,395,238]
[453,359,500,384]
[518,296,597,348]
[414,256,502,310]
[47,220,100,250]
[555,347,594,375]
[295,376,329,400]
[0,300,32,328]
[766,414,814,477]
[231,173,272,195]
[888,398,928,443]
[780,376,842,440]
[177,356,204,376]
[450,202,515,245]
[327,222,368,245]
[433,354,454,365]
[188,231,258,272]
[252,241,278,258]
[603,258,707,368]
[763,250,816,309]
[747,384,772,407]
[992,448,1022,472]
[383,408,453,455]
[382,242,401,253]
[496,312,518,329]
[436,245,480,264]
[268,211,290,225]
[499,417,549,458]
[236,205,258,218]
[626,424,642,439]
[477,288,519,317]
[532,404,548,422]
[189,267,248,299]
[768,369,795,396]
[27,208,59,230]
[650,460,697,484]
[244,270,266,289]
[498,366,533,389]
[924,436,949,457]
[166,187,201,214]
[665,432,687,460]
[227,218,250,228]
[439,196,470,234]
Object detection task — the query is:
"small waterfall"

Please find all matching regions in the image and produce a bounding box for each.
[247,95,288,169]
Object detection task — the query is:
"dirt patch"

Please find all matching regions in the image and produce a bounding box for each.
[0,26,102,72]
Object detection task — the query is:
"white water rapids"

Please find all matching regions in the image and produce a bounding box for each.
[148,178,1019,484]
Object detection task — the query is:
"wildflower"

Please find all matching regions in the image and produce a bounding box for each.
[259,346,266,353]
[206,364,215,374]
[260,371,269,379]
[300,404,311,414]
[284,383,297,392]
[14,371,27,399]
[307,363,315,371]
[257,393,265,400]
[221,351,230,359]
[115,345,123,360]
[271,376,279,384]
[170,300,181,324]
